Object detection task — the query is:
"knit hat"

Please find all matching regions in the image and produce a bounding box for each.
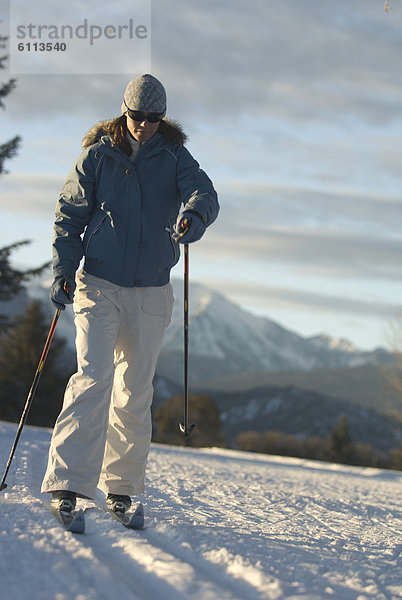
[121,74,167,115]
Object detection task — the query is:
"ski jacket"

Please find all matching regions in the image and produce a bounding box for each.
[52,120,219,287]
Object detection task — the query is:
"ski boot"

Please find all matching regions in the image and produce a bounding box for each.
[50,490,77,513]
[106,493,131,514]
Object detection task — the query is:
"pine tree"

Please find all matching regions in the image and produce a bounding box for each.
[0,300,72,426]
[0,241,50,302]
[326,415,354,464]
[389,445,402,470]
[0,34,21,175]
[0,241,50,332]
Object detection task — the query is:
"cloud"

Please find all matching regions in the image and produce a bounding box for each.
[216,182,402,236]
[203,278,400,319]
[204,226,402,281]
[1,0,402,128]
[199,180,402,282]
[0,173,60,213]
[152,0,402,124]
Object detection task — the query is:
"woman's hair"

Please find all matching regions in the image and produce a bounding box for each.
[99,115,187,155]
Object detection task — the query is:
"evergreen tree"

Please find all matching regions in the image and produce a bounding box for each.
[326,415,354,464]
[0,241,50,332]
[0,241,50,302]
[153,393,225,447]
[0,34,21,175]
[0,300,72,427]
[389,445,402,471]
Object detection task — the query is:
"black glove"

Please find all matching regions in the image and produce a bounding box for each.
[50,277,76,310]
[173,211,206,243]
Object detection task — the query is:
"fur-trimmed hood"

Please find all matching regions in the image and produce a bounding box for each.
[81,117,187,149]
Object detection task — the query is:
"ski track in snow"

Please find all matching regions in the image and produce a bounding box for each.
[0,421,401,600]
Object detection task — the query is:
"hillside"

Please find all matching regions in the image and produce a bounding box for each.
[198,364,402,416]
[0,420,401,600]
[201,384,402,453]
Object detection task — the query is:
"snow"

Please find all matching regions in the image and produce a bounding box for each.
[0,420,401,600]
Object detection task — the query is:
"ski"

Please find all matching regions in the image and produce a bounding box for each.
[50,506,85,534]
[107,502,144,530]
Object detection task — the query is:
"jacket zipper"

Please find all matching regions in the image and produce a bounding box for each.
[85,215,107,253]
[167,221,179,264]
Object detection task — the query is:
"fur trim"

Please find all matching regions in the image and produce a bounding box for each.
[81,117,187,149]
[81,119,112,148]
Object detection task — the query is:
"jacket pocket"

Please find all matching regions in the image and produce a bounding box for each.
[84,213,107,254]
[167,221,180,267]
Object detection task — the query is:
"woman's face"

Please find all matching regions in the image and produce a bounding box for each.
[126,113,160,143]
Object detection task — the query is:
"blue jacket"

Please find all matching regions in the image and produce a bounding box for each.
[52,119,219,287]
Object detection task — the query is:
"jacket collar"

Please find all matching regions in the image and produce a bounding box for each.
[97,131,167,166]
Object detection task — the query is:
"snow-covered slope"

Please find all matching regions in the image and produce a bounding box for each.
[0,421,401,600]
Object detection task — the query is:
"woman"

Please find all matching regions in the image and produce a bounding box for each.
[41,74,219,517]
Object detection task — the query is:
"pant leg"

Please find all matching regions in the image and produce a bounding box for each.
[99,283,174,496]
[41,272,121,499]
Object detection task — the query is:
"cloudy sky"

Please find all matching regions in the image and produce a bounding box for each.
[1,0,402,351]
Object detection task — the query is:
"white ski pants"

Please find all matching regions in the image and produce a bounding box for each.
[41,270,174,499]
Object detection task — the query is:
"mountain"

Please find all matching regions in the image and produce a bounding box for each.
[151,374,402,453]
[199,364,402,416]
[0,421,401,600]
[197,383,402,453]
[158,280,392,384]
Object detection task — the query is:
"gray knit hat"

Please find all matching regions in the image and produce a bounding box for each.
[121,74,167,115]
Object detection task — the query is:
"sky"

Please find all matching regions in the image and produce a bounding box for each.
[1,0,402,351]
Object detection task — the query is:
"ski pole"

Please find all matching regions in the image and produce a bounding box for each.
[179,242,195,438]
[172,219,195,438]
[0,284,69,491]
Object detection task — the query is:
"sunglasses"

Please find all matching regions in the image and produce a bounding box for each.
[126,109,164,123]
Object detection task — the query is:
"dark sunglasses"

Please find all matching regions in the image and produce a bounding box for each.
[126,109,164,123]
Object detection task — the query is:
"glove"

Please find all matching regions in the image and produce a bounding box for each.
[50,277,76,310]
[173,211,206,244]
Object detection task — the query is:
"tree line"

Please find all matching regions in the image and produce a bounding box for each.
[152,396,402,470]
[235,417,402,471]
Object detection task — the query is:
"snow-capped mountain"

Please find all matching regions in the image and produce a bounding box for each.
[157,280,391,384]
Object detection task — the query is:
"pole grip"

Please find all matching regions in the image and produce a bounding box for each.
[172,218,190,242]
